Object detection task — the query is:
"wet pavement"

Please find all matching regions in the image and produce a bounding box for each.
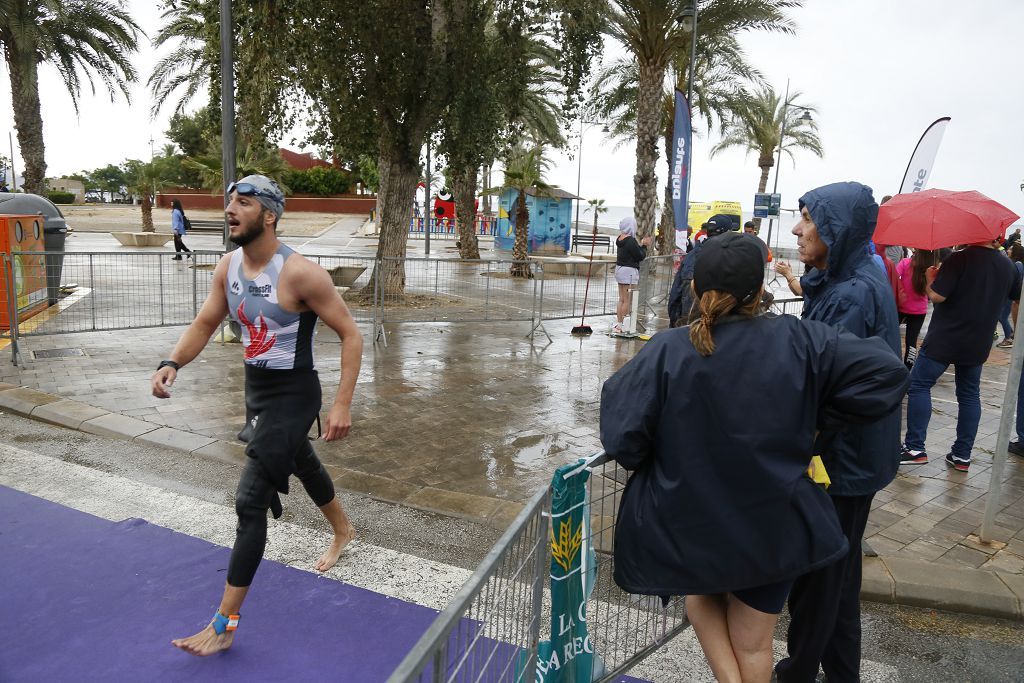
[1,218,1023,582]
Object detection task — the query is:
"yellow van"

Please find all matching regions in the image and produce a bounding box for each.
[687,200,742,235]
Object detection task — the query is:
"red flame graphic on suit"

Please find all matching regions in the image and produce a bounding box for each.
[236,302,277,359]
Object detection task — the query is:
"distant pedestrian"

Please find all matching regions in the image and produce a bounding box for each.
[613,216,651,333]
[1004,227,1021,249]
[896,249,935,368]
[996,244,1024,348]
[901,237,1022,472]
[601,232,908,683]
[744,220,773,261]
[775,182,904,683]
[171,199,192,260]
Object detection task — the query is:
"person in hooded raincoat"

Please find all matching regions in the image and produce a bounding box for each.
[775,182,903,683]
[601,231,908,683]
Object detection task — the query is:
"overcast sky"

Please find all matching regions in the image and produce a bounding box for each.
[4,1,1022,221]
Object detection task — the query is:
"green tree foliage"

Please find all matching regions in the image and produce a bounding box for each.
[150,0,304,148]
[183,143,290,192]
[283,167,353,196]
[0,0,142,193]
[91,164,129,202]
[166,106,219,157]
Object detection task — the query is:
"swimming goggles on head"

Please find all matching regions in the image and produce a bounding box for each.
[226,181,280,204]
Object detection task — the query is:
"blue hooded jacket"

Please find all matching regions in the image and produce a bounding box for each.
[798,182,902,496]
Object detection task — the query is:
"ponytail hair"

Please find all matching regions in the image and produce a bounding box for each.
[688,284,762,356]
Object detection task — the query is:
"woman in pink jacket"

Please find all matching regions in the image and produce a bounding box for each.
[896,249,934,368]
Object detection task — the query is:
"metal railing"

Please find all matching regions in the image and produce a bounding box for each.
[4,250,644,349]
[409,216,498,237]
[388,453,689,683]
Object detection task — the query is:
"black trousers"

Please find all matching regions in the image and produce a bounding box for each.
[173,233,191,257]
[227,442,335,587]
[899,312,925,364]
[775,493,874,683]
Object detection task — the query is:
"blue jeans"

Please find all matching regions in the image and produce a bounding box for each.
[905,352,982,462]
[999,299,1013,339]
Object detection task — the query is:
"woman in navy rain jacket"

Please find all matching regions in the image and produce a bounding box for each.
[600,232,908,683]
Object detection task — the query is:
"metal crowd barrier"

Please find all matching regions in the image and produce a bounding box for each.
[3,250,652,353]
[388,452,689,683]
[409,216,498,237]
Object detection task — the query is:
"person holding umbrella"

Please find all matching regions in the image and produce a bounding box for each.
[872,190,1022,472]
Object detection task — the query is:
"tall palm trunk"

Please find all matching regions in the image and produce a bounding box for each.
[141,195,155,232]
[753,154,773,229]
[510,191,532,278]
[452,166,480,259]
[6,54,45,195]
[657,111,675,255]
[365,145,419,297]
[633,63,665,241]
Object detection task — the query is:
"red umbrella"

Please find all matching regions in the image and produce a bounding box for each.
[874,189,1020,250]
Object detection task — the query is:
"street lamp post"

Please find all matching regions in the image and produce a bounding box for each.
[220,0,237,251]
[573,120,608,245]
[677,3,699,238]
[765,78,812,252]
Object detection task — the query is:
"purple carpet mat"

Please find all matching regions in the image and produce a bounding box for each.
[0,486,647,682]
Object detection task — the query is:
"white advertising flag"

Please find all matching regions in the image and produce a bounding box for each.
[898,117,951,194]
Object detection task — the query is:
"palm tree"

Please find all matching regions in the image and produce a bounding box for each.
[584,198,608,234]
[489,146,555,278]
[0,0,142,194]
[126,158,174,233]
[148,0,219,117]
[604,0,798,243]
[710,84,822,227]
[183,144,290,193]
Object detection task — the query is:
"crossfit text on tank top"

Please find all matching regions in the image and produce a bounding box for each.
[225,244,317,370]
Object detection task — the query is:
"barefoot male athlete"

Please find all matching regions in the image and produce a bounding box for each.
[150,175,362,656]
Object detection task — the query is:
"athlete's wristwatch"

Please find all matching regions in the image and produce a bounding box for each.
[157,360,180,371]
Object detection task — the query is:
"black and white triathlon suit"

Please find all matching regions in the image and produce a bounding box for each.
[223,243,335,587]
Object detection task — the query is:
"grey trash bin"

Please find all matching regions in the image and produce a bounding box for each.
[0,193,69,304]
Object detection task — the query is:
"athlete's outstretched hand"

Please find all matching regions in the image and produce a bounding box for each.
[152,367,177,398]
[324,403,352,441]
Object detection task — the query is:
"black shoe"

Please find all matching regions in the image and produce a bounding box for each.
[171,256,182,260]
[1009,441,1024,458]
[900,445,928,465]
[945,453,970,472]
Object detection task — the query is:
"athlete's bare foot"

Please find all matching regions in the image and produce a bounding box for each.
[171,624,235,656]
[314,525,356,572]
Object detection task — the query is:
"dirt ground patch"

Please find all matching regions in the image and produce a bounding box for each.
[60,205,348,237]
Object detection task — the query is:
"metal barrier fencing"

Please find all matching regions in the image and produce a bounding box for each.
[531,260,617,324]
[376,256,541,326]
[388,453,689,683]
[770,296,804,317]
[409,216,498,238]
[3,251,646,350]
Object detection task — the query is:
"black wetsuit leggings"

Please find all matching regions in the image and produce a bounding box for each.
[227,441,335,587]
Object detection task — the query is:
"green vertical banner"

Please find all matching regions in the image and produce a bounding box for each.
[534,460,604,682]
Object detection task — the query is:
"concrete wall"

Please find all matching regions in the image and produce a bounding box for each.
[156,191,376,214]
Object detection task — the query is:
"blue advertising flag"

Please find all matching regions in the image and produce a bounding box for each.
[671,89,693,233]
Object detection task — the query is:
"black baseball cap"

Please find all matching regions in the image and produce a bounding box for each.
[694,232,767,305]
[705,213,736,237]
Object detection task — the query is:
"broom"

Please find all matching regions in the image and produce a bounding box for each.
[570,228,600,335]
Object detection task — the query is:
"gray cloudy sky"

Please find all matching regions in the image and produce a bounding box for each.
[5,1,1022,222]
